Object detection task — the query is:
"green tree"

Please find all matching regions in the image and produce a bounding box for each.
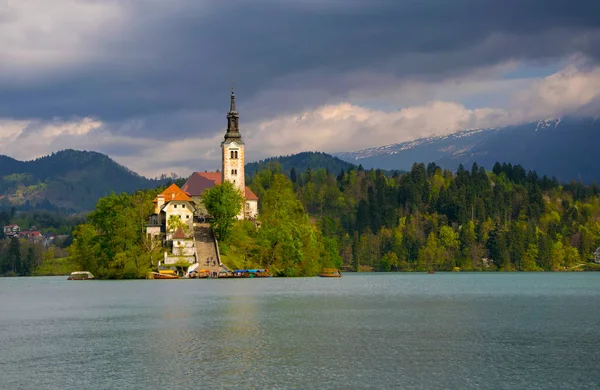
[202,180,244,241]
[8,237,21,275]
[417,233,442,271]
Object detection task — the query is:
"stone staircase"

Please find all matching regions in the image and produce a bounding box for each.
[193,223,228,274]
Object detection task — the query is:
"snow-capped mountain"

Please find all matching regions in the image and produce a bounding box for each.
[336,117,600,182]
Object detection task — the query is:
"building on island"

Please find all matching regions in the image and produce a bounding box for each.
[182,86,258,220]
[147,183,196,241]
[146,87,258,245]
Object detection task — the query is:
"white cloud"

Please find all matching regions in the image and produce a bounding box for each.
[1,64,599,178]
[243,64,600,156]
[511,65,600,119]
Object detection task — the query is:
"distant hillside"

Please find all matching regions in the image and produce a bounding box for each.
[336,117,600,182]
[245,152,358,178]
[0,150,166,212]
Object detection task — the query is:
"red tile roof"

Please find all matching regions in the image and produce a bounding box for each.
[182,171,258,201]
[173,226,188,239]
[153,183,192,203]
[182,172,221,197]
[245,187,258,201]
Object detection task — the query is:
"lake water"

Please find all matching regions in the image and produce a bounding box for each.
[1,273,599,389]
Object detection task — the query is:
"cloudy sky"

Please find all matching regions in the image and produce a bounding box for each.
[1,0,599,177]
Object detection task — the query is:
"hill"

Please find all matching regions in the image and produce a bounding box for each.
[245,151,358,178]
[0,150,166,212]
[336,117,600,183]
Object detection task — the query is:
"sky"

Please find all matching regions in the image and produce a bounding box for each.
[1,0,599,177]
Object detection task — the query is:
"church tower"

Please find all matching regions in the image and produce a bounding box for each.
[221,86,246,203]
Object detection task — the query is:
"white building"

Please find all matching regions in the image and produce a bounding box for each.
[181,87,258,220]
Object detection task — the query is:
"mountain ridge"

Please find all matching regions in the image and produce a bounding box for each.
[0,149,166,212]
[336,116,600,182]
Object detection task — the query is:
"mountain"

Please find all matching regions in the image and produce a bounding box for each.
[0,150,165,212]
[246,151,358,178]
[336,117,600,182]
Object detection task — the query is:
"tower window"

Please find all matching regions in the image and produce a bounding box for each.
[231,169,238,175]
[235,151,239,159]
[230,151,234,159]
[230,150,239,159]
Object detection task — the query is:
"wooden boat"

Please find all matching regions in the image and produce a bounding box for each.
[67,271,94,280]
[318,268,342,278]
[149,272,179,279]
[232,269,272,278]
[218,270,234,278]
[149,271,179,279]
[254,269,272,278]
[197,269,211,279]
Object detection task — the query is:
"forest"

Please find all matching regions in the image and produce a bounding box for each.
[3,158,600,277]
[270,162,600,271]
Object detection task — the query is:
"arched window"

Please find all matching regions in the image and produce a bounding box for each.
[234,151,238,159]
[230,151,234,159]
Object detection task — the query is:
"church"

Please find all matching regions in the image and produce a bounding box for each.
[147,87,258,241]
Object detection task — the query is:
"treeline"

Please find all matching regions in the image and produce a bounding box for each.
[0,238,69,276]
[68,189,162,279]
[220,172,342,276]
[251,162,600,271]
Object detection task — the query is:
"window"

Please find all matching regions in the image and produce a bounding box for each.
[174,204,177,208]
[230,151,234,159]
[235,151,239,159]
[230,150,239,159]
[246,202,250,209]
[231,169,238,175]
[186,215,189,219]
[182,205,185,209]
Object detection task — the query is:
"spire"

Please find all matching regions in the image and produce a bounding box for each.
[229,83,236,113]
[224,84,243,144]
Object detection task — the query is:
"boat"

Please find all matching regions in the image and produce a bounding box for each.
[197,269,211,279]
[218,270,234,278]
[232,269,272,278]
[318,268,342,278]
[67,271,94,280]
[254,269,272,278]
[149,271,179,279]
[427,270,435,274]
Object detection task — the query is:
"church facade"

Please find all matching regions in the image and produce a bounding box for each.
[182,87,258,220]
[147,87,258,242]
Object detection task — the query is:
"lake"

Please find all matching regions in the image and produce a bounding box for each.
[1,273,599,389]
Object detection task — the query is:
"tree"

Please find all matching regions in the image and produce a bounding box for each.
[202,180,244,241]
[8,237,21,275]
[167,215,189,235]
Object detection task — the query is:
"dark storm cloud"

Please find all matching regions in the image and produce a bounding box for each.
[1,0,599,137]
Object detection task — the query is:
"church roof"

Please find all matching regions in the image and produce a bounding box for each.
[154,183,192,203]
[182,171,258,201]
[172,226,188,239]
[245,187,258,201]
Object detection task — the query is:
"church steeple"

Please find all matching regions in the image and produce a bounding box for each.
[221,84,246,215]
[224,84,242,142]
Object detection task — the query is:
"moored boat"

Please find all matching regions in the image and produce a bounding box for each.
[67,271,94,280]
[318,268,342,278]
[232,269,272,278]
[149,271,179,279]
